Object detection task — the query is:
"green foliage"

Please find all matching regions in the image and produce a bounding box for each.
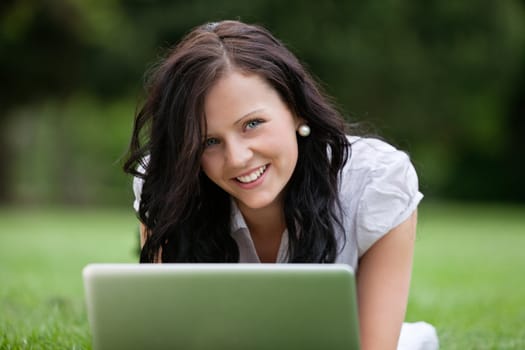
[1,204,524,348]
[1,1,525,204]
[6,96,134,205]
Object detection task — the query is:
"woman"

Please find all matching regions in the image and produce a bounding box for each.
[124,20,438,350]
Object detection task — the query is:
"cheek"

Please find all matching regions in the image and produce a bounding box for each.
[277,128,299,160]
[286,135,300,173]
[288,147,299,173]
[200,155,218,180]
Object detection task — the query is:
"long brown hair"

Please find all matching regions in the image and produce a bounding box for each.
[124,20,349,263]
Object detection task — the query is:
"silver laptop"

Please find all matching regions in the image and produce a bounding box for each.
[83,263,360,350]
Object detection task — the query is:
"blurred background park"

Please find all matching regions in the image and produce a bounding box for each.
[1,0,525,206]
[1,1,525,348]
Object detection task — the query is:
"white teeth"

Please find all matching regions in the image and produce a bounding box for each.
[236,165,267,184]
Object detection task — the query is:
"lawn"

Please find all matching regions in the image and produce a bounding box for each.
[1,202,524,349]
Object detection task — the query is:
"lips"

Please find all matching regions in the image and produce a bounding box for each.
[235,165,267,184]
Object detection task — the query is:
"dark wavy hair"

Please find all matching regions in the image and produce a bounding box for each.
[123,20,350,263]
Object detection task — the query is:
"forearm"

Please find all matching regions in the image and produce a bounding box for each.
[139,223,148,249]
[356,211,417,350]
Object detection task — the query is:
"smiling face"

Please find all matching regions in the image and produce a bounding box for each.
[200,71,301,215]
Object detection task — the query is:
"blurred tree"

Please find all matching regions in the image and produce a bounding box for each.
[0,0,140,203]
[1,0,525,204]
[1,0,84,201]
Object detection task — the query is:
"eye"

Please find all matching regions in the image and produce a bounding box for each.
[204,137,220,147]
[245,119,264,130]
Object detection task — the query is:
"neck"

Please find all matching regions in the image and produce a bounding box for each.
[237,199,286,263]
[237,199,286,240]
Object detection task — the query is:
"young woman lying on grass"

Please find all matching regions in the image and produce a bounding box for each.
[124,20,439,350]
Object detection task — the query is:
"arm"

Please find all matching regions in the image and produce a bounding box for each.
[356,210,417,350]
[139,223,163,262]
[139,223,148,249]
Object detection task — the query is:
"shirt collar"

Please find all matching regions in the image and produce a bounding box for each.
[230,199,248,232]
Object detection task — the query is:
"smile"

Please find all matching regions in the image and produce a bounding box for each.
[235,165,267,184]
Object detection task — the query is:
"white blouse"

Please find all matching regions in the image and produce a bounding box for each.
[132,136,423,271]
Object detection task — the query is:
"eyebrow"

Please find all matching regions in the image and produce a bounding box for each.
[203,108,266,139]
[233,108,265,125]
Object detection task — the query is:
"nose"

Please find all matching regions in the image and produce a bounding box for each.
[224,137,253,168]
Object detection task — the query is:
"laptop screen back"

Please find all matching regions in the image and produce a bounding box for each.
[83,264,360,350]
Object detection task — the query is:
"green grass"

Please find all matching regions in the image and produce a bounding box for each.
[0,207,137,349]
[1,202,524,349]
[408,202,525,349]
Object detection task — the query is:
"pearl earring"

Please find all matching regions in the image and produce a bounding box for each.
[297,124,311,137]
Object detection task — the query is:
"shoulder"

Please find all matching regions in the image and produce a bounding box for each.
[340,136,423,257]
[341,136,417,189]
[345,136,409,173]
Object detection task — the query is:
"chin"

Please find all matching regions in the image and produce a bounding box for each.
[240,201,271,210]
[237,196,278,210]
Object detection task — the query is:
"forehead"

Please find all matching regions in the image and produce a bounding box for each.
[203,71,286,126]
